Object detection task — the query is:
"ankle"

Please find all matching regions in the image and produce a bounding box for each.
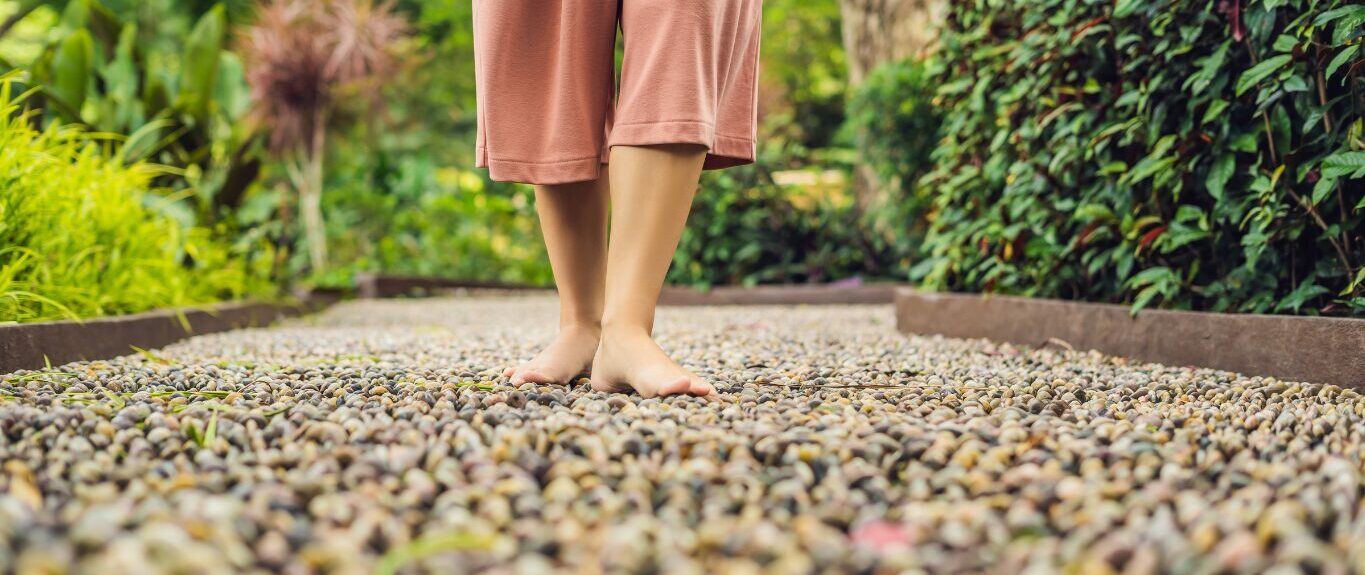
[558,322,602,338]
[600,321,651,340]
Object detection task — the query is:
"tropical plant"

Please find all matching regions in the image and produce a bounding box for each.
[916,0,1364,315]
[14,0,263,228]
[0,75,271,323]
[241,0,408,275]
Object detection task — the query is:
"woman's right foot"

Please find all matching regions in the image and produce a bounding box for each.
[503,325,601,385]
[589,328,713,398]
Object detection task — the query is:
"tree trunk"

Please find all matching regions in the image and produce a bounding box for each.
[838,0,945,210]
[838,0,944,86]
[286,115,328,275]
[300,156,326,274]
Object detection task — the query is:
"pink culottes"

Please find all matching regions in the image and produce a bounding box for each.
[473,0,763,185]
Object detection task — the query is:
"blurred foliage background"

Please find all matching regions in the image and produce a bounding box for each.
[0,0,1361,322]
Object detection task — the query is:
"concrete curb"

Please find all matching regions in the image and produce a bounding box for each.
[354,273,552,299]
[353,274,899,306]
[895,289,1365,388]
[0,297,335,375]
[659,284,898,306]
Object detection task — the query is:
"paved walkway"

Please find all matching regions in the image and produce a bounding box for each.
[1,296,1362,573]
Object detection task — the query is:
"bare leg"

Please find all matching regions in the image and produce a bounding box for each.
[590,144,713,398]
[504,176,609,384]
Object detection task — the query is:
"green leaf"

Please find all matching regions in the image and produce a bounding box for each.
[1314,5,1365,43]
[1098,161,1128,176]
[1275,276,1329,313]
[48,29,93,120]
[204,409,218,446]
[1321,151,1365,179]
[1128,266,1176,287]
[1311,4,1363,26]
[1346,268,1365,294]
[1235,54,1292,96]
[214,51,250,120]
[1114,0,1142,18]
[179,4,226,123]
[1310,176,1336,206]
[1076,204,1117,222]
[1201,100,1229,125]
[117,118,175,164]
[1186,42,1230,95]
[58,0,90,30]
[1324,45,1358,82]
[103,24,141,131]
[1131,284,1163,315]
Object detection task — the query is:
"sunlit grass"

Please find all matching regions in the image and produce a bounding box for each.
[0,74,270,323]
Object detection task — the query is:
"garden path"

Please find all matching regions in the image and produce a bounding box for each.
[2,295,1362,573]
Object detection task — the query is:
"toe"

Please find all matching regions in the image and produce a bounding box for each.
[688,379,713,396]
[656,376,693,397]
[518,368,558,384]
[503,367,516,378]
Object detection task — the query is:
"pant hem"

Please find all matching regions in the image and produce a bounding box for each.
[477,146,604,185]
[607,120,755,170]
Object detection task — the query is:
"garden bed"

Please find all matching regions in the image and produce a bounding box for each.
[0,296,336,375]
[895,288,1365,389]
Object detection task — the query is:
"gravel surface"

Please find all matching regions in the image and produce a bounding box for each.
[2,295,1363,574]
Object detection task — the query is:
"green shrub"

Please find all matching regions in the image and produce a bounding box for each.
[847,57,942,269]
[848,57,942,196]
[0,79,271,323]
[316,145,553,288]
[919,0,1363,315]
[670,144,896,287]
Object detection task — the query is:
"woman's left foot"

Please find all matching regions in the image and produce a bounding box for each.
[588,328,713,398]
[503,325,601,385]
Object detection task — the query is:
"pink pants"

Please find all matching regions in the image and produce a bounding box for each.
[473,0,763,185]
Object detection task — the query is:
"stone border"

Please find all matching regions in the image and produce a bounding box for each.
[353,274,900,306]
[354,273,552,299]
[895,288,1365,388]
[0,297,333,375]
[659,284,898,306]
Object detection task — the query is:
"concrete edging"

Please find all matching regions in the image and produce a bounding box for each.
[659,284,898,306]
[0,298,333,375]
[895,288,1365,388]
[353,274,899,306]
[354,273,552,299]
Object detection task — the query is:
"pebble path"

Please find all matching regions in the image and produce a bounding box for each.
[2,295,1363,574]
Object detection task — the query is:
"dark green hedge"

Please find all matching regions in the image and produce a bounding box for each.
[670,145,896,287]
[915,0,1363,315]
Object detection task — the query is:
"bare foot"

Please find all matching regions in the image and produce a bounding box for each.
[589,329,713,398]
[503,325,600,385]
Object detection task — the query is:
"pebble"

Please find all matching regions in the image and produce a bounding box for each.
[0,295,1361,574]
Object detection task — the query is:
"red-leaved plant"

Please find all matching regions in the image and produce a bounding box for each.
[241,0,407,273]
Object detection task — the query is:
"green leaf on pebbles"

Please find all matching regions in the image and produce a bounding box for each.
[375,532,499,575]
[130,346,172,365]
